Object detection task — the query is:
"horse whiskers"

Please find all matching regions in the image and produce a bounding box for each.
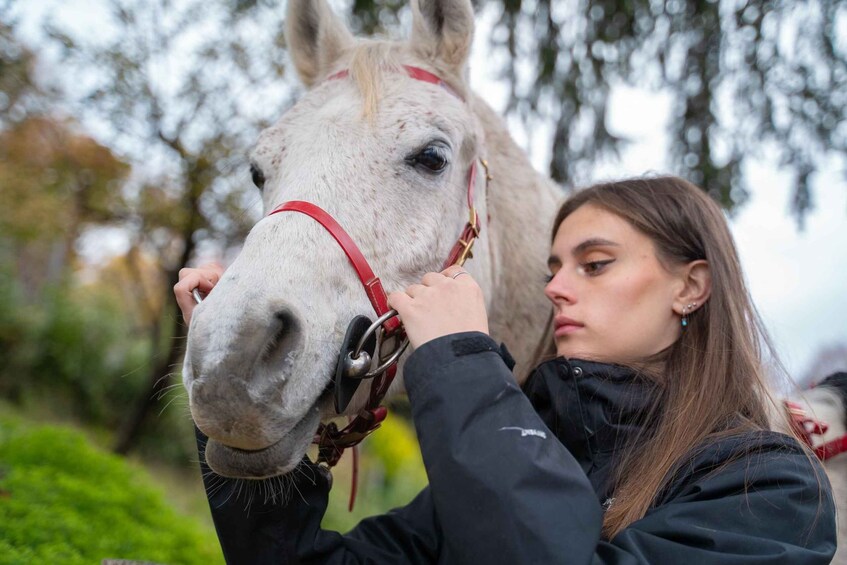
[155,389,186,403]
[151,372,177,391]
[116,362,151,380]
[196,469,301,510]
[154,384,185,401]
[157,393,187,416]
[294,460,318,486]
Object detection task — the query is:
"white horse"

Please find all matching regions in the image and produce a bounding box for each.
[183,0,558,479]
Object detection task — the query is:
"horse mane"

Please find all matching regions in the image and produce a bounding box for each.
[348,41,403,119]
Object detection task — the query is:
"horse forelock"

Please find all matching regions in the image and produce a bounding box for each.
[342,40,469,120]
[348,42,403,119]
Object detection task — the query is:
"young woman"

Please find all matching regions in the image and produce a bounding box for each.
[175,176,836,564]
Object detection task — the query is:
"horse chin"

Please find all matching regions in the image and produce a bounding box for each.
[204,406,321,479]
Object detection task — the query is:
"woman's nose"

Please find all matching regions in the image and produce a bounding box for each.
[544,271,576,304]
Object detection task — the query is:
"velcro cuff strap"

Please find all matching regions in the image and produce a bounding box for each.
[450,336,516,371]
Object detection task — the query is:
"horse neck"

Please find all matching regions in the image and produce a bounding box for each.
[473,95,562,379]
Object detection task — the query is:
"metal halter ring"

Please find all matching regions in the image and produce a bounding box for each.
[347,309,410,380]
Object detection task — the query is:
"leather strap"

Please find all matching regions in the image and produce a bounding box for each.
[268,201,400,333]
[785,400,847,461]
[328,65,463,101]
[815,435,847,461]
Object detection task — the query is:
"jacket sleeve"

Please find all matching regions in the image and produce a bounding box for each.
[196,428,441,565]
[403,332,837,565]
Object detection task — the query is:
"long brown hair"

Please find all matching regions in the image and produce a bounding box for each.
[538,176,789,538]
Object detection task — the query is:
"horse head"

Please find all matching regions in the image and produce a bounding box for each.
[184,0,510,479]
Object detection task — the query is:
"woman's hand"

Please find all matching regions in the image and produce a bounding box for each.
[388,265,489,349]
[174,263,225,325]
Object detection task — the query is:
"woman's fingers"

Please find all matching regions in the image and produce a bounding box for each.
[387,291,412,314]
[387,267,488,349]
[441,264,473,282]
[421,271,447,286]
[405,283,428,298]
[174,263,226,325]
[174,278,199,324]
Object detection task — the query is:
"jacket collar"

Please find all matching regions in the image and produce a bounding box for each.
[522,357,658,499]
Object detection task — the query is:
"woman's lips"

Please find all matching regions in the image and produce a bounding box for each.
[554,316,584,336]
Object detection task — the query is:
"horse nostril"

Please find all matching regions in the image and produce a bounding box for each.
[261,308,302,371]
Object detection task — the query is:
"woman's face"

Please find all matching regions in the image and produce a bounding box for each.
[545,204,684,364]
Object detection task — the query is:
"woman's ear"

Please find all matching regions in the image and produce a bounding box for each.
[286,0,354,88]
[673,260,711,315]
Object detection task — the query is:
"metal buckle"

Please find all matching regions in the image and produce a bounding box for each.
[479,158,493,182]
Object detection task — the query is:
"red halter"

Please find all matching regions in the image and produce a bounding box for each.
[785,400,847,461]
[267,66,489,499]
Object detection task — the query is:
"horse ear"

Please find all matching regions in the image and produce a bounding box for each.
[410,0,475,75]
[286,0,354,88]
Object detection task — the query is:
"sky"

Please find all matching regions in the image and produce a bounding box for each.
[12,0,847,383]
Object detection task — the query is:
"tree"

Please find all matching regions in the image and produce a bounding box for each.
[486,0,845,223]
[0,116,129,294]
[0,18,55,127]
[344,0,844,222]
[41,0,291,452]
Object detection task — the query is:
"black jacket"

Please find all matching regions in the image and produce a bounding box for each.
[197,332,837,564]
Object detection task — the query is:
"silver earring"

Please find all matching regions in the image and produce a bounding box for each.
[681,302,697,328]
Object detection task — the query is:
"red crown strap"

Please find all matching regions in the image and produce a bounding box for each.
[328,66,463,102]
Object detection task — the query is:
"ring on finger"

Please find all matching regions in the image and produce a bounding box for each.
[452,271,470,279]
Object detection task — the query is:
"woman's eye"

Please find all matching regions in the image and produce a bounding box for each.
[250,163,265,190]
[579,260,614,276]
[543,273,554,283]
[407,144,450,173]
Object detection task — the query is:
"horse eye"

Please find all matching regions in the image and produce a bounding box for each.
[250,163,265,190]
[408,144,450,173]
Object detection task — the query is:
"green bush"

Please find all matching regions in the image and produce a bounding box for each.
[0,414,223,565]
[0,265,153,428]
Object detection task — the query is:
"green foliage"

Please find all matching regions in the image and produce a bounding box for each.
[0,265,150,428]
[0,20,50,126]
[0,413,223,564]
[489,0,846,219]
[321,414,428,533]
[363,411,427,487]
[0,117,129,243]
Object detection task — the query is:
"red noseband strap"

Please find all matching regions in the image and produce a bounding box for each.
[267,201,400,333]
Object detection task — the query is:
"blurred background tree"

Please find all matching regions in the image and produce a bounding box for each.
[485,0,845,221]
[35,0,293,453]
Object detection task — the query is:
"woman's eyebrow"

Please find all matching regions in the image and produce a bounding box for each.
[572,238,619,256]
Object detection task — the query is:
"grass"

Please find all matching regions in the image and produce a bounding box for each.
[0,411,224,565]
[0,399,429,563]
